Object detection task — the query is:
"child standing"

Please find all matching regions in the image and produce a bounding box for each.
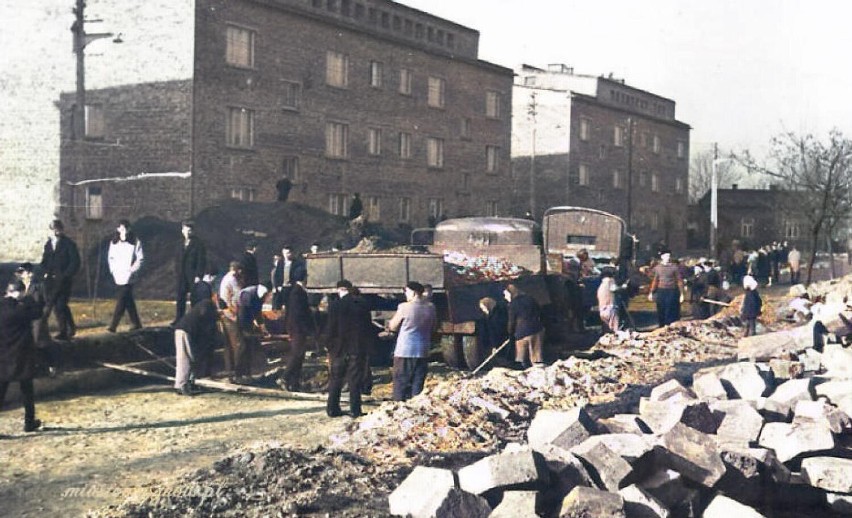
[741,275,762,337]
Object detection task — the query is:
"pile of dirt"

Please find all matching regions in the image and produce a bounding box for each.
[332,317,744,464]
[91,446,405,518]
[83,201,359,299]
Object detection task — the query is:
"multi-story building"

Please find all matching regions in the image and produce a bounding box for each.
[58,0,513,237]
[511,64,691,256]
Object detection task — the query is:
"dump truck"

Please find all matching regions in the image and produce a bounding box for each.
[306,208,629,370]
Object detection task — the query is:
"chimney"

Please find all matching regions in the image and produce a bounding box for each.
[731,184,738,190]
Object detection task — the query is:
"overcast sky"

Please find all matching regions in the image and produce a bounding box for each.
[400,0,852,160]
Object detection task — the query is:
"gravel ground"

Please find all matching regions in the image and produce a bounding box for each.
[0,385,360,517]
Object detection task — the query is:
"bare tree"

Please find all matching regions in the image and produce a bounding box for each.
[736,129,852,284]
[689,150,743,203]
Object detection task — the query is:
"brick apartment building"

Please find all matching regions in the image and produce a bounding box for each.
[59,0,513,237]
[691,186,809,252]
[511,64,691,257]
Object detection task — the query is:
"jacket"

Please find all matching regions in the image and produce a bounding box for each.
[175,298,219,359]
[286,283,315,336]
[388,298,437,358]
[108,238,144,286]
[40,235,80,282]
[0,296,44,382]
[741,290,763,319]
[177,237,206,287]
[325,294,374,358]
[508,293,544,340]
[241,251,259,287]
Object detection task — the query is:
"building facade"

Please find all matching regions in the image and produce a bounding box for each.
[692,187,809,252]
[59,0,513,237]
[511,64,691,256]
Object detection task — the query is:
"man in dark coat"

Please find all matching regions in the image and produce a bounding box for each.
[505,283,545,368]
[173,221,206,324]
[0,280,45,432]
[16,263,58,377]
[40,219,80,340]
[271,245,306,309]
[174,279,219,396]
[278,274,315,391]
[324,280,372,417]
[241,241,259,287]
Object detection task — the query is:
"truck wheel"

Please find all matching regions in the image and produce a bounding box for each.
[441,334,464,370]
[462,335,490,371]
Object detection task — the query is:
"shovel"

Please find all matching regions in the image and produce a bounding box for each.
[469,338,512,376]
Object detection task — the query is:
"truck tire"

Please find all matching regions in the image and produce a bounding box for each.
[441,334,464,370]
[462,335,490,371]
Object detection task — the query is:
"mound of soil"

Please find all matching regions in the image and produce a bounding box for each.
[78,201,373,299]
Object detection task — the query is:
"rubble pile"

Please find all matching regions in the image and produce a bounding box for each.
[94,446,404,518]
[387,329,852,517]
[336,319,743,463]
[442,251,529,283]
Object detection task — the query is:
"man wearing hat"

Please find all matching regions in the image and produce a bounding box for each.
[15,263,58,377]
[241,240,259,287]
[39,219,80,340]
[0,280,45,431]
[648,249,684,327]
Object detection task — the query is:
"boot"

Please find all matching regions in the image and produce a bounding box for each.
[24,418,42,432]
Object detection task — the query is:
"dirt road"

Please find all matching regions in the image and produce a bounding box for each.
[0,384,361,517]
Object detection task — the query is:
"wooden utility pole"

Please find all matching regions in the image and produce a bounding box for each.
[71,0,115,139]
[626,117,634,229]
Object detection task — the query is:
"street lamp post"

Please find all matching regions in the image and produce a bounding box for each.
[710,157,734,258]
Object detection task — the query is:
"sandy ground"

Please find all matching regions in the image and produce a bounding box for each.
[0,384,368,517]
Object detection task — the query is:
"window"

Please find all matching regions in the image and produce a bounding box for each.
[652,135,661,154]
[579,118,590,141]
[651,211,660,231]
[368,127,382,156]
[325,121,349,158]
[225,25,255,68]
[326,51,349,87]
[613,125,624,147]
[404,19,413,35]
[446,33,455,48]
[282,81,300,110]
[231,187,256,201]
[282,156,299,181]
[486,145,499,173]
[415,23,423,39]
[328,193,348,216]
[485,91,501,119]
[393,15,401,31]
[85,186,103,220]
[436,30,445,45]
[578,164,590,186]
[486,200,497,217]
[677,140,687,159]
[341,0,351,15]
[651,172,660,192]
[370,61,383,88]
[427,137,444,168]
[398,132,411,159]
[326,0,337,11]
[381,11,389,28]
[460,118,471,139]
[399,68,412,95]
[427,26,434,42]
[368,196,380,221]
[398,197,411,222]
[598,145,606,159]
[226,107,254,148]
[639,171,647,187]
[613,170,623,189]
[675,176,684,193]
[312,0,321,7]
[354,3,364,18]
[427,76,445,108]
[85,104,104,138]
[461,173,470,191]
[784,220,800,239]
[741,217,755,238]
[428,198,444,220]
